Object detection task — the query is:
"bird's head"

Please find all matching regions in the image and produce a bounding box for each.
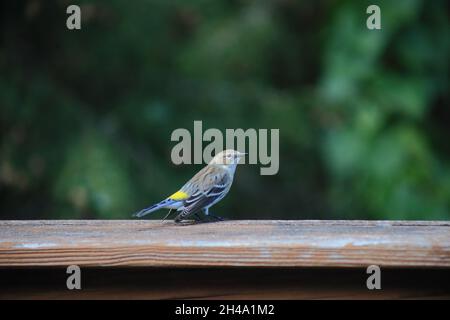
[210,149,246,166]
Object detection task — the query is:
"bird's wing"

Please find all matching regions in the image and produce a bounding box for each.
[183,183,228,215]
[180,165,231,216]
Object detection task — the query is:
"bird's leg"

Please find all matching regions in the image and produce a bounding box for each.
[174,210,192,224]
[174,214,183,223]
[193,212,204,222]
[203,208,225,221]
[209,214,225,221]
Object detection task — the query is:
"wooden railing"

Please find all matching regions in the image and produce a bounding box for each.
[1,220,449,299]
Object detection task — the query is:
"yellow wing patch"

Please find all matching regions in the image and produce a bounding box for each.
[168,190,188,201]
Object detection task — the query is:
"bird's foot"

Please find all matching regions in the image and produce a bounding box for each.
[193,212,205,222]
[173,218,197,225]
[173,212,225,224]
[173,212,203,225]
[207,214,226,222]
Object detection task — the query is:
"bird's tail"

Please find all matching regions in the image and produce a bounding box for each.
[133,199,177,218]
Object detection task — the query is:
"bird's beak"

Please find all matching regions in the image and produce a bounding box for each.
[238,152,247,157]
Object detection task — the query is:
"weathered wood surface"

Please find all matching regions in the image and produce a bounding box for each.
[0,220,449,268]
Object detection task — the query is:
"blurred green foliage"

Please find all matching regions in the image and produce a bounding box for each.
[0,0,449,220]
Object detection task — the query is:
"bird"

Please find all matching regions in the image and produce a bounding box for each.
[133,149,246,223]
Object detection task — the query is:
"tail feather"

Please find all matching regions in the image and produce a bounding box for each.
[133,199,175,218]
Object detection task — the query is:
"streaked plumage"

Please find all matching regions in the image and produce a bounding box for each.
[134,149,245,222]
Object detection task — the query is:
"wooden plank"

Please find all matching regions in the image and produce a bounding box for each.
[0,220,449,268]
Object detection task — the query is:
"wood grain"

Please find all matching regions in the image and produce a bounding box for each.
[0,220,449,268]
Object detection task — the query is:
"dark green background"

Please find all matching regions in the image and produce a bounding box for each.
[1,0,449,220]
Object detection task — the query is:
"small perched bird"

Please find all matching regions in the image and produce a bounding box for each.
[134,149,245,223]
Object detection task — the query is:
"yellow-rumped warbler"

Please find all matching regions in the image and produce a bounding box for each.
[134,149,245,222]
